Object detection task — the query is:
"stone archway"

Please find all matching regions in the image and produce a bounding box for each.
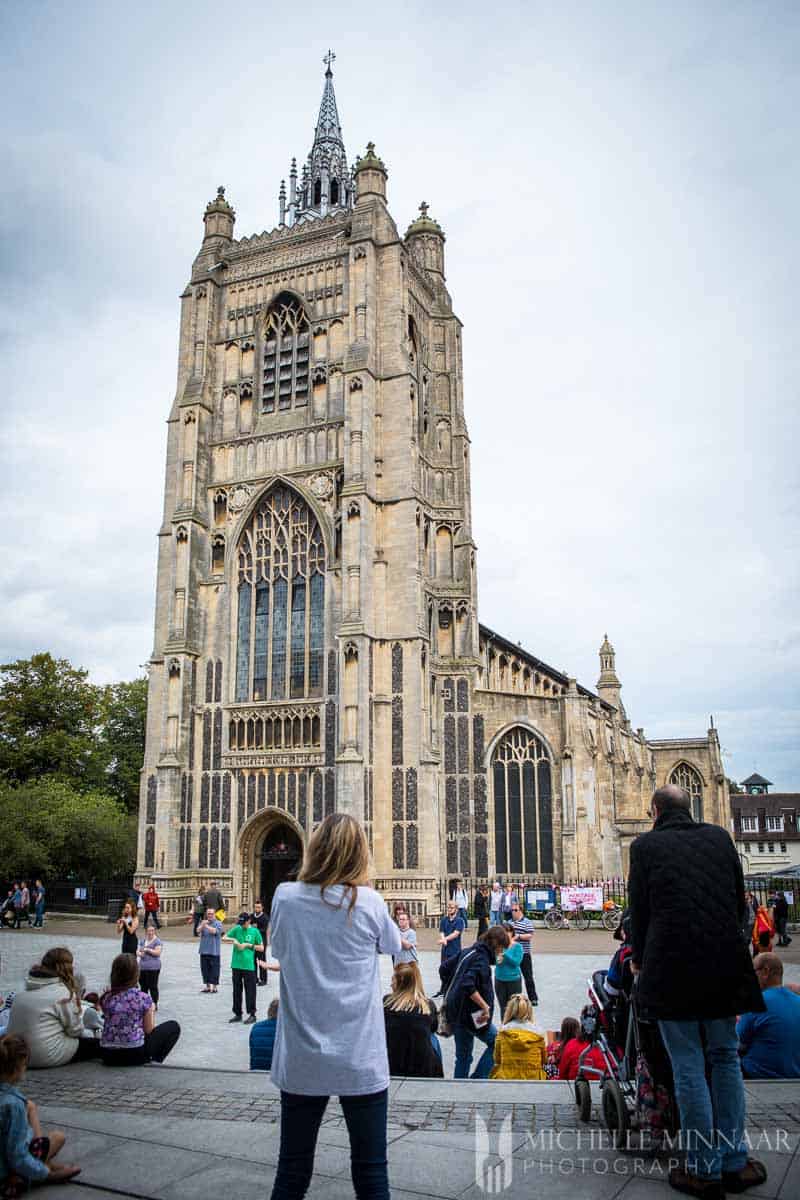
[238,808,305,915]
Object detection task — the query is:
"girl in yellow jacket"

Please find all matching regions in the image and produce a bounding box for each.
[490,994,547,1079]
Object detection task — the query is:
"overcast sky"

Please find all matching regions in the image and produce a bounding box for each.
[2,1,798,787]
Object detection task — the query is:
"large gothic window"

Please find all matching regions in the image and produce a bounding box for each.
[235,486,325,703]
[669,762,704,822]
[262,294,310,413]
[492,728,553,875]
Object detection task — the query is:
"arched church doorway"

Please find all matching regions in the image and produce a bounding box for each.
[259,821,303,916]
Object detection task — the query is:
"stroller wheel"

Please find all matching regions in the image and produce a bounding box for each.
[601,1079,630,1150]
[575,1078,592,1123]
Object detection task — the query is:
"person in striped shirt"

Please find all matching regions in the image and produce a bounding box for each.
[509,903,539,1005]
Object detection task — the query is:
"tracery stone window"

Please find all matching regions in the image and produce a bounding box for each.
[492,728,553,875]
[235,486,325,703]
[262,294,310,413]
[669,762,703,822]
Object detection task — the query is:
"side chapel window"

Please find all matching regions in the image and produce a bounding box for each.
[668,762,704,822]
[492,727,553,875]
[262,294,309,413]
[235,486,325,703]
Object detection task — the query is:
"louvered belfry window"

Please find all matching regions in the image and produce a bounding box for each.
[262,294,310,413]
[235,486,325,703]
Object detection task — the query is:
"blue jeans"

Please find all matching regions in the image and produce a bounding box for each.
[271,1088,389,1200]
[430,1033,442,1061]
[454,1021,497,1079]
[34,901,45,927]
[490,911,502,925]
[658,1017,747,1180]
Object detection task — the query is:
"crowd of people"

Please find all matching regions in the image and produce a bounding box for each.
[1,799,798,1198]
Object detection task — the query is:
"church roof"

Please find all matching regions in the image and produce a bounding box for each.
[478,623,607,708]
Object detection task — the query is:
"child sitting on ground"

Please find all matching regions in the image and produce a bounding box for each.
[0,1034,81,1196]
[545,1016,580,1079]
[490,994,547,1080]
[249,998,279,1071]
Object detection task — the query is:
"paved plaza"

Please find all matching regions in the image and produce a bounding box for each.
[2,924,800,1198]
[1,925,626,1075]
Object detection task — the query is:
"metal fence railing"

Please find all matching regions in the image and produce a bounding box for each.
[450,874,800,921]
[1,878,134,918]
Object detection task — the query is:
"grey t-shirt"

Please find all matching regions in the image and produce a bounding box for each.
[393,926,418,964]
[269,881,401,1096]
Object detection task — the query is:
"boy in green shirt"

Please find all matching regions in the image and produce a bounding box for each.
[223,912,264,1024]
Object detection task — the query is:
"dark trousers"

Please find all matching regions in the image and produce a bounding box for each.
[100,1020,181,1066]
[200,954,221,985]
[477,916,489,937]
[232,967,257,1016]
[776,916,791,945]
[271,1088,389,1200]
[12,907,29,929]
[72,1038,102,1061]
[192,911,203,935]
[144,910,161,929]
[520,953,538,1003]
[139,970,160,1006]
[495,977,523,1019]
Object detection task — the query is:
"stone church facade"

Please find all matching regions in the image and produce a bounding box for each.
[137,62,729,917]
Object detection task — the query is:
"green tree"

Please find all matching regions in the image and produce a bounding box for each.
[0,653,106,788]
[0,778,136,880]
[99,677,148,811]
[728,777,743,794]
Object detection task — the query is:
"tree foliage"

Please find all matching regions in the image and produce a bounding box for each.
[99,677,148,811]
[0,653,107,789]
[0,653,147,812]
[0,778,137,880]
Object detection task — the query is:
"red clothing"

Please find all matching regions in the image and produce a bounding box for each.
[143,889,160,912]
[558,1037,609,1081]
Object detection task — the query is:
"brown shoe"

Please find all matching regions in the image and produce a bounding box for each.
[668,1167,724,1199]
[722,1159,768,1194]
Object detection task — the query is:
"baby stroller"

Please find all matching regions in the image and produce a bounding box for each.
[575,970,676,1149]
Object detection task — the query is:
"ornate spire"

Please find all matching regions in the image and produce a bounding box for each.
[285,54,353,226]
[314,50,343,147]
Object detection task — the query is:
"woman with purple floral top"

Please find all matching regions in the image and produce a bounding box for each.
[99,955,180,1067]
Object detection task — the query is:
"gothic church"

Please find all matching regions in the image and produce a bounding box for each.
[137,60,729,918]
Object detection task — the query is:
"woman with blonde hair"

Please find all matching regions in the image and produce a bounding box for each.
[383,962,444,1079]
[7,948,100,1067]
[490,993,547,1080]
[269,812,401,1200]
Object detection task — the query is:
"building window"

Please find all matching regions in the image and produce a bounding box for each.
[235,485,325,702]
[740,815,758,833]
[757,843,764,853]
[668,762,703,822]
[261,294,309,413]
[766,815,784,833]
[743,842,751,853]
[767,842,775,854]
[491,727,553,875]
[780,842,787,854]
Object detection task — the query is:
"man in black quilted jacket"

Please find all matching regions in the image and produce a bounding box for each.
[629,784,766,1200]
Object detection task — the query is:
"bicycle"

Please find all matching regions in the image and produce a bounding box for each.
[543,904,590,931]
[601,902,623,932]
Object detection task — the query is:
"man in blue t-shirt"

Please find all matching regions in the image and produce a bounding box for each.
[737,954,800,1078]
[439,900,466,963]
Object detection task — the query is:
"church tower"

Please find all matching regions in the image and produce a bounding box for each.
[137,56,730,919]
[137,56,475,917]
